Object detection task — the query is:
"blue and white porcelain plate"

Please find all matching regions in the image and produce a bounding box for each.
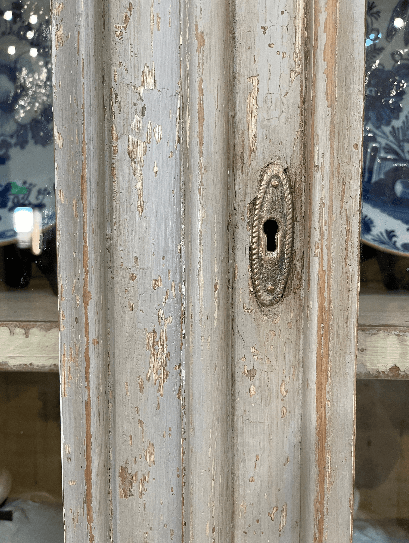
[0,0,55,245]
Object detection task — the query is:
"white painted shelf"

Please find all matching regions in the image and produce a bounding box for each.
[0,274,59,372]
[357,290,409,378]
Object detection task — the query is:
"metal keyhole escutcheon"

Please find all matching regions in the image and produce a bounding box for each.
[250,163,293,306]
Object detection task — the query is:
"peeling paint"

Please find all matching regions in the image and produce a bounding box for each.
[61,342,79,396]
[154,124,162,143]
[139,472,150,498]
[323,0,338,108]
[242,365,257,381]
[246,76,259,162]
[198,77,204,164]
[131,113,142,134]
[145,441,155,466]
[61,343,68,397]
[114,2,133,39]
[150,0,154,48]
[55,23,65,49]
[268,506,278,521]
[127,135,146,215]
[195,23,205,187]
[53,2,64,16]
[141,63,156,91]
[80,72,94,542]
[146,120,152,143]
[279,503,287,532]
[118,462,138,499]
[73,198,78,219]
[138,418,145,441]
[146,310,172,397]
[152,276,162,290]
[111,124,118,156]
[251,346,260,360]
[56,131,63,149]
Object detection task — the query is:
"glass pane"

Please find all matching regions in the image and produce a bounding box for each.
[357,0,409,540]
[0,373,63,540]
[0,0,57,311]
[355,381,409,541]
[0,0,61,540]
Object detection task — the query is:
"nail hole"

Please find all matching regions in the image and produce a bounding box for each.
[263,219,279,252]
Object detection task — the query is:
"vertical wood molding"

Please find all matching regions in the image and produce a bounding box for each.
[180,0,234,539]
[301,0,365,540]
[53,0,364,541]
[231,0,306,540]
[182,0,233,543]
[107,0,184,540]
[54,0,184,540]
[53,0,110,540]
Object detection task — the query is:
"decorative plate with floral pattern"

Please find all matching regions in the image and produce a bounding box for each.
[0,0,55,245]
[362,0,409,254]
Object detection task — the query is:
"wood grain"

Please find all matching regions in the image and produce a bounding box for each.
[53,0,365,540]
[231,0,306,539]
[53,0,112,540]
[181,0,233,539]
[54,0,183,540]
[301,0,365,541]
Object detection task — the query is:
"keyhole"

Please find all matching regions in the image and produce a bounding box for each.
[263,219,279,253]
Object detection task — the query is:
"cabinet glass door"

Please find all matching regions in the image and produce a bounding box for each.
[0,1,62,541]
[356,0,409,539]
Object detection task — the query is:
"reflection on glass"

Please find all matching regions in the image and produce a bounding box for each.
[0,0,61,540]
[0,373,63,541]
[0,0,57,295]
[357,0,409,541]
[362,0,409,258]
[355,381,409,542]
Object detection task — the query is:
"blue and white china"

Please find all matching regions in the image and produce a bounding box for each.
[0,0,55,246]
[362,0,409,254]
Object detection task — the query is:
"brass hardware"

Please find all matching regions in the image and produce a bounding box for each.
[250,163,293,306]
